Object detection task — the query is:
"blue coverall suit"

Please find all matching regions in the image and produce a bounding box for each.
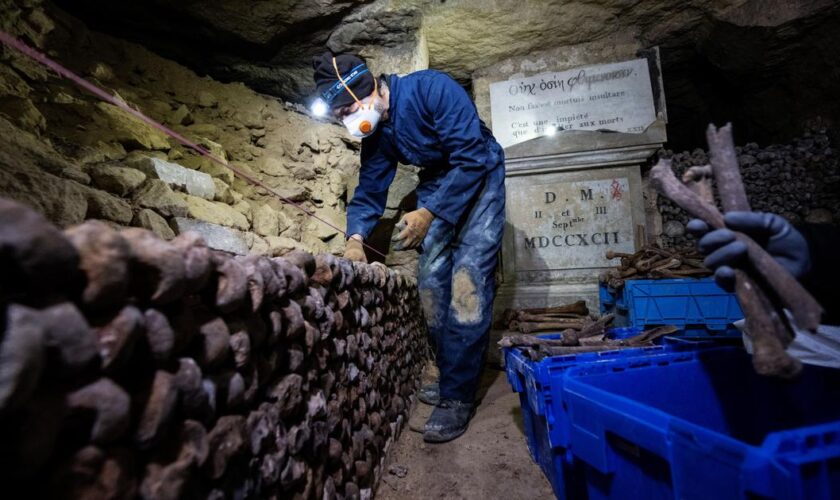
[346,70,506,403]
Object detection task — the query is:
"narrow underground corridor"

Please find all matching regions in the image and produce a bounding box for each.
[1,0,840,499]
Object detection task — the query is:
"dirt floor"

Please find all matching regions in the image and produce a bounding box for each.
[377,367,554,500]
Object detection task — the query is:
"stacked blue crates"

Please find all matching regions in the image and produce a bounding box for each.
[599,277,744,336]
[507,340,840,499]
[562,347,840,499]
[503,335,715,499]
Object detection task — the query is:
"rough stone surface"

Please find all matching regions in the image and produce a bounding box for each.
[181,194,250,230]
[212,178,235,204]
[0,96,46,135]
[257,156,287,177]
[131,156,216,200]
[247,234,270,254]
[0,164,88,228]
[307,207,344,241]
[133,209,176,239]
[385,165,419,210]
[132,180,189,218]
[0,64,31,98]
[264,236,304,256]
[10,0,837,273]
[0,0,359,259]
[94,102,171,150]
[180,156,236,185]
[0,116,89,227]
[74,142,127,165]
[87,164,147,196]
[84,187,134,224]
[170,104,193,125]
[170,217,249,255]
[58,0,840,149]
[197,90,218,108]
[252,204,280,237]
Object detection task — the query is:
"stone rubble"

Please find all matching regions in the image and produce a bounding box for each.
[0,0,360,258]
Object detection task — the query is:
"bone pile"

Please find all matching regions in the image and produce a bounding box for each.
[0,198,428,499]
[650,124,825,379]
[657,126,840,248]
[498,315,675,361]
[599,246,712,290]
[497,300,595,334]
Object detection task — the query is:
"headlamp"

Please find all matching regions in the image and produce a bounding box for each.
[310,98,328,118]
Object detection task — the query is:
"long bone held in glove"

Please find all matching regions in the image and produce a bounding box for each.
[676,128,800,377]
[650,159,823,333]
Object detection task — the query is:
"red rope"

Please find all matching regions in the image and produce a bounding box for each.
[0,30,387,258]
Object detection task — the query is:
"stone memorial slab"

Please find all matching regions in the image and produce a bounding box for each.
[494,164,646,316]
[508,177,636,272]
[489,58,657,149]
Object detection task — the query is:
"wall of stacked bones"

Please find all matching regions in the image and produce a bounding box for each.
[658,126,840,248]
[0,198,428,500]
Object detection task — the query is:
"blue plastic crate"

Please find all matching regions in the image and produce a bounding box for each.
[563,347,840,500]
[504,334,719,499]
[514,389,587,500]
[599,278,744,336]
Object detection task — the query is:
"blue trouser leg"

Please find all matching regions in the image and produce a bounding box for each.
[418,220,454,358]
[417,163,506,403]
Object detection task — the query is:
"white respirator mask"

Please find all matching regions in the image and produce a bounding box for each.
[332,57,382,139]
[342,94,383,138]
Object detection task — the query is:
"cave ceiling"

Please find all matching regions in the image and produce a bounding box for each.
[55,0,840,147]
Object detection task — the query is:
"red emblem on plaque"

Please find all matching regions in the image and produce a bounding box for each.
[610,179,623,200]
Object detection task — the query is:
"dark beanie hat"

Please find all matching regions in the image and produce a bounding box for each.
[312,51,375,109]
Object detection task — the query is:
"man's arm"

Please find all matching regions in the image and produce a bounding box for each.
[422,74,491,226]
[346,141,398,240]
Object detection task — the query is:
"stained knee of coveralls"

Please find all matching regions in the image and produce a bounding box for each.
[450,267,484,325]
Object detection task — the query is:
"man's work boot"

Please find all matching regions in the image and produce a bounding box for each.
[417,382,439,405]
[423,399,475,443]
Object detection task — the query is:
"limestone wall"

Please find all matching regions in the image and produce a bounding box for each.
[0,0,360,258]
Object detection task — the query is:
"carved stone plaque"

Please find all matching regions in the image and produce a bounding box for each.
[502,165,645,284]
[490,58,657,149]
[508,177,636,271]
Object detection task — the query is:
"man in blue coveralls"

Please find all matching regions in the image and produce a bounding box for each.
[312,52,506,442]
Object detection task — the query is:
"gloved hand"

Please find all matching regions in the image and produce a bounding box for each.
[392,208,434,251]
[686,211,811,291]
[344,236,367,263]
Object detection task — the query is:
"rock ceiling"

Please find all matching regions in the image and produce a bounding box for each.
[54,0,840,147]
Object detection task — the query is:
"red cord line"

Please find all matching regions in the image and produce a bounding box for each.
[0,30,387,259]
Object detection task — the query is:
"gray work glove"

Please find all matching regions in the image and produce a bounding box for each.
[392,208,434,251]
[686,211,811,292]
[344,237,367,263]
